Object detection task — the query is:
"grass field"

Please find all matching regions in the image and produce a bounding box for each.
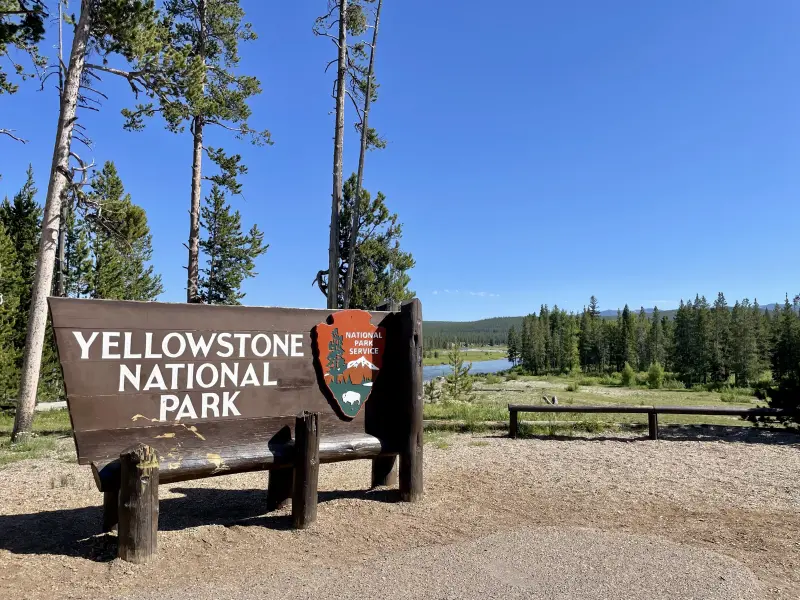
[423,348,508,366]
[0,409,73,467]
[422,373,784,436]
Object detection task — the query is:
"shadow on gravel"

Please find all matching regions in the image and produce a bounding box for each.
[0,485,397,562]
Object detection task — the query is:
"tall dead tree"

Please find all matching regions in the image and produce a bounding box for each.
[11,0,94,442]
[343,0,381,308]
[328,0,348,309]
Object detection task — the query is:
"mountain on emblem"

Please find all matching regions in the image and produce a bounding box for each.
[314,310,386,419]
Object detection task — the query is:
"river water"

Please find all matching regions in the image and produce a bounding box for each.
[423,358,514,381]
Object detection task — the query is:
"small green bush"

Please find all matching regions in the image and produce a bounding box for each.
[484,373,502,385]
[719,385,754,403]
[647,362,665,389]
[566,381,580,392]
[662,376,685,390]
[506,373,519,381]
[621,363,635,387]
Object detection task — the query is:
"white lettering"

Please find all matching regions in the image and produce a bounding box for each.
[175,394,198,421]
[119,364,141,392]
[123,332,141,359]
[163,363,185,389]
[262,362,278,386]
[186,363,195,389]
[240,362,260,386]
[143,364,168,391]
[233,333,251,357]
[196,363,219,389]
[162,332,187,359]
[186,332,217,357]
[73,331,99,359]
[221,363,239,387]
[273,334,289,357]
[102,332,121,359]
[145,332,162,359]
[222,391,241,417]
[160,394,179,421]
[291,333,304,357]
[201,393,220,418]
[216,333,234,358]
[252,333,271,358]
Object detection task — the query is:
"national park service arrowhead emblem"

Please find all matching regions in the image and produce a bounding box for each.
[314,310,386,419]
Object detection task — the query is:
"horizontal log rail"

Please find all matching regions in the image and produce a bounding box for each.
[508,404,796,440]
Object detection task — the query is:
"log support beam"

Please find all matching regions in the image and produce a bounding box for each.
[118,444,159,564]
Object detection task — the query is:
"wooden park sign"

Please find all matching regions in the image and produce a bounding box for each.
[49,297,423,563]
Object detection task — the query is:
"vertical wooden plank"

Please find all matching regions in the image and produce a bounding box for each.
[399,299,424,502]
[267,468,293,511]
[102,487,119,532]
[510,408,518,439]
[648,411,659,440]
[292,411,320,529]
[118,444,159,564]
[370,455,398,488]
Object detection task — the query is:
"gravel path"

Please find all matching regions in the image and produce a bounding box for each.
[0,430,797,599]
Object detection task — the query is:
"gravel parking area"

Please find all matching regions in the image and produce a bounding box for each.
[0,430,797,599]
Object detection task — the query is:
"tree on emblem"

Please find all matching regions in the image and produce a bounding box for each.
[327,328,346,383]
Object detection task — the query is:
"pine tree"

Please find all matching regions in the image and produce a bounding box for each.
[507,325,519,365]
[121,0,270,303]
[85,162,164,302]
[198,185,268,305]
[444,344,474,403]
[635,307,650,370]
[63,208,93,297]
[326,327,346,383]
[709,292,731,383]
[646,307,665,367]
[0,221,20,399]
[0,165,41,350]
[620,305,638,370]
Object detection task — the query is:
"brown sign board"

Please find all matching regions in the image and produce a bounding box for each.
[48,298,417,466]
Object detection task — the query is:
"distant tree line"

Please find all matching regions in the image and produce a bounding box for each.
[507,294,800,394]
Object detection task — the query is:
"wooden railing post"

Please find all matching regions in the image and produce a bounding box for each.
[510,408,518,439]
[118,444,159,564]
[399,299,423,502]
[292,411,320,529]
[373,300,400,490]
[267,468,293,511]
[102,487,119,532]
[648,411,659,440]
[370,455,398,488]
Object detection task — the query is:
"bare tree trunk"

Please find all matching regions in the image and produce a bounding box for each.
[11,1,95,443]
[55,0,67,299]
[186,0,206,304]
[328,0,348,310]
[343,0,382,309]
[187,116,204,303]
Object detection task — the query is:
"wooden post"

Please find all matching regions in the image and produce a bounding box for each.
[292,411,320,529]
[371,455,398,488]
[399,299,423,502]
[118,444,159,564]
[102,487,119,532]
[267,468,293,511]
[648,411,659,440]
[372,300,400,489]
[510,408,518,439]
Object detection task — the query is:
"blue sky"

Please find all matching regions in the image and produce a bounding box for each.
[2,0,800,321]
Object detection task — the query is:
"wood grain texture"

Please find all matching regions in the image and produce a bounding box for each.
[118,444,159,564]
[398,299,424,502]
[292,412,319,529]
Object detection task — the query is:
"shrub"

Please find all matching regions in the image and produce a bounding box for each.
[647,362,665,389]
[484,373,502,385]
[506,372,519,381]
[719,385,754,403]
[566,381,580,392]
[662,376,685,390]
[621,363,635,387]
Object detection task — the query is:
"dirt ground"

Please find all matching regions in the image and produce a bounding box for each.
[0,428,798,599]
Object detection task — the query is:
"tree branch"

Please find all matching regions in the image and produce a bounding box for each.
[0,128,27,143]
